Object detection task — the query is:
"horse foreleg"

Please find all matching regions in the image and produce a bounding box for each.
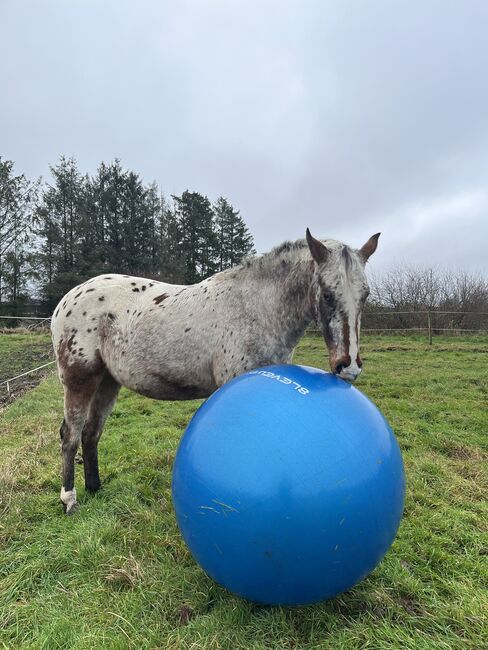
[82,372,120,493]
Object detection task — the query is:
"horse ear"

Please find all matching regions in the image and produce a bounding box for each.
[359,233,380,262]
[306,228,328,265]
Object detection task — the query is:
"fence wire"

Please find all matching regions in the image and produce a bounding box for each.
[1,310,487,342]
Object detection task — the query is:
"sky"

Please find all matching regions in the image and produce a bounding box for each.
[1,0,487,274]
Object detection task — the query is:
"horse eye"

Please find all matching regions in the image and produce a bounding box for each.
[322,290,334,304]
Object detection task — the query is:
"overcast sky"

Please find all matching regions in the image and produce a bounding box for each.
[1,0,487,274]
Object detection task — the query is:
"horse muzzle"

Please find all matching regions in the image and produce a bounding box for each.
[331,355,362,382]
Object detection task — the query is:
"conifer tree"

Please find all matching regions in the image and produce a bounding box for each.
[35,157,84,306]
[0,158,38,307]
[173,191,218,283]
[157,196,185,283]
[213,196,255,270]
[3,156,256,308]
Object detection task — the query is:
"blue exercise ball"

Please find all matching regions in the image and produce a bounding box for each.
[172,365,405,606]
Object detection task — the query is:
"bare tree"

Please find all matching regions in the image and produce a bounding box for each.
[366,264,488,332]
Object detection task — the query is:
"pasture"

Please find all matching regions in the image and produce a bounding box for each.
[0,331,52,407]
[0,333,486,649]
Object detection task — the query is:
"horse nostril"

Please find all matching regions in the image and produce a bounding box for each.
[334,363,344,375]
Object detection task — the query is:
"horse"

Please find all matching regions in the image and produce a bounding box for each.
[51,229,379,514]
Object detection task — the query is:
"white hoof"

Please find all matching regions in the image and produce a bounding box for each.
[60,487,78,514]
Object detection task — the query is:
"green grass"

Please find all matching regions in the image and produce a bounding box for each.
[0,331,52,383]
[0,335,486,649]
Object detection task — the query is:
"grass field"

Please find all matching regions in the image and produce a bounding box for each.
[0,334,486,649]
[0,331,52,407]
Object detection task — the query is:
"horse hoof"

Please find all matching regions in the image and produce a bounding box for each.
[60,487,78,514]
[65,501,79,515]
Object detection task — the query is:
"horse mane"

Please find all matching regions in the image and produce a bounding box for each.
[241,239,307,272]
[241,237,358,275]
[269,239,309,257]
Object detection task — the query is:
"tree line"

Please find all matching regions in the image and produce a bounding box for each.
[2,154,487,331]
[366,266,488,332]
[0,156,255,313]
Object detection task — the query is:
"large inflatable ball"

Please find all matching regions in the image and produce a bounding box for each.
[172,365,405,606]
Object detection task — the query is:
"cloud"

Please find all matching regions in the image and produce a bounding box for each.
[1,0,487,273]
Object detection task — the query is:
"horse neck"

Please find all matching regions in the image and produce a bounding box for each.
[242,255,316,347]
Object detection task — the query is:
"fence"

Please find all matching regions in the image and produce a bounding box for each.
[0,302,47,318]
[306,310,488,343]
[0,315,51,331]
[362,310,488,343]
[0,314,55,405]
[1,310,488,343]
[0,309,486,403]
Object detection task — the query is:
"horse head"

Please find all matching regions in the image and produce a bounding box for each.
[306,228,379,382]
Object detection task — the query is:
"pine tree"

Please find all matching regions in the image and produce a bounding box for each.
[104,160,126,271]
[35,157,84,307]
[0,158,38,308]
[213,197,255,270]
[144,182,162,275]
[76,173,105,278]
[8,156,256,307]
[35,205,63,308]
[173,191,218,283]
[122,169,147,274]
[157,196,185,283]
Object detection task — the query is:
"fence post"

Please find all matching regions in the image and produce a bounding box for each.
[427,311,433,345]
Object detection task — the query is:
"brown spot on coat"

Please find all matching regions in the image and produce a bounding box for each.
[342,316,350,356]
[153,293,169,305]
[57,338,104,394]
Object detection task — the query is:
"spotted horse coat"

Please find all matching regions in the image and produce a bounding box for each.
[51,230,379,513]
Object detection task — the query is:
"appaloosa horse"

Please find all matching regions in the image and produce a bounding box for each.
[51,229,379,513]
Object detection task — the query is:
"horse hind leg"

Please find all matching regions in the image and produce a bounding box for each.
[81,371,120,493]
[60,376,101,514]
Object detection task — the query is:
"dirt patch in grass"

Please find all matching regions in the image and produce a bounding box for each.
[438,440,486,463]
[396,595,426,617]
[0,335,53,408]
[369,345,414,352]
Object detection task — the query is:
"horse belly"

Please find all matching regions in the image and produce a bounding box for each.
[136,375,213,401]
[111,365,214,401]
[107,351,216,401]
